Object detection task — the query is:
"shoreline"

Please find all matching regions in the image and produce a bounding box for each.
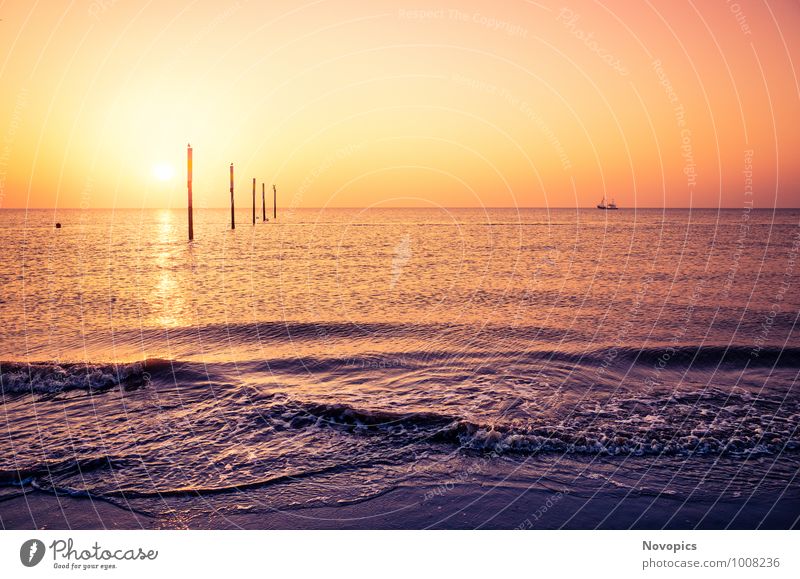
[3,485,797,530]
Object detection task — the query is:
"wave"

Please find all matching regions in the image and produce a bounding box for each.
[3,343,798,397]
[0,455,123,486]
[252,394,800,458]
[253,397,458,431]
[432,420,800,457]
[585,345,800,368]
[259,344,800,371]
[101,463,368,499]
[0,360,164,395]
[117,321,581,346]
[26,318,797,371]
[2,391,798,501]
[132,321,441,342]
[4,453,389,500]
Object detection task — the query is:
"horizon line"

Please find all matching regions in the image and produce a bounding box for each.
[2,206,798,211]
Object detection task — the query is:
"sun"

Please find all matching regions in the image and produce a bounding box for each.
[152,163,175,181]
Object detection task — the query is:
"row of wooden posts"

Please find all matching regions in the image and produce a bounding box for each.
[187,143,276,241]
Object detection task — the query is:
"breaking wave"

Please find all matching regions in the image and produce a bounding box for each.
[252,392,800,458]
[0,360,166,395]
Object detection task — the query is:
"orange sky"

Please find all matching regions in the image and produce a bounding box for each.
[0,0,798,209]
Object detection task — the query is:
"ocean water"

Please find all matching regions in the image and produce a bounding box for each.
[1,207,799,528]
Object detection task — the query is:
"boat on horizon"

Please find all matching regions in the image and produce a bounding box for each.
[597,196,618,210]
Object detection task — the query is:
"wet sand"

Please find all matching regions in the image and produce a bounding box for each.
[3,485,797,530]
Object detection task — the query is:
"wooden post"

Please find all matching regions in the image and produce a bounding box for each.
[230,163,235,230]
[262,183,266,222]
[273,184,277,219]
[252,178,256,225]
[187,143,193,241]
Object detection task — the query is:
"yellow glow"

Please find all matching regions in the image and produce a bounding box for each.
[152,163,176,182]
[0,1,798,208]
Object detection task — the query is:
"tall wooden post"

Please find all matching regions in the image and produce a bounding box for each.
[187,143,193,241]
[273,184,277,219]
[252,178,256,225]
[262,183,266,222]
[230,163,235,230]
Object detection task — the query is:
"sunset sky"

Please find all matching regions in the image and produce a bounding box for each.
[0,0,798,209]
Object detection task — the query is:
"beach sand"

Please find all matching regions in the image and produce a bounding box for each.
[3,484,797,530]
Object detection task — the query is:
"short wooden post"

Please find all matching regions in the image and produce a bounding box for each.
[273,184,277,219]
[187,143,193,241]
[230,163,235,230]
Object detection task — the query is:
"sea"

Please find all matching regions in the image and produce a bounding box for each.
[1,207,798,529]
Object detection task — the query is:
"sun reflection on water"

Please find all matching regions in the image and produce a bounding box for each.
[151,210,187,328]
